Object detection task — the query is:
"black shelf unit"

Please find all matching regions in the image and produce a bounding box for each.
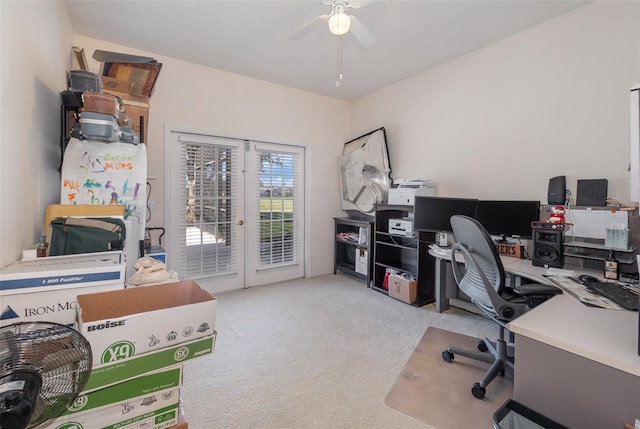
[334,217,373,284]
[372,204,436,306]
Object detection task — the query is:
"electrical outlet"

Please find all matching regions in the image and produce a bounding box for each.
[148,200,155,209]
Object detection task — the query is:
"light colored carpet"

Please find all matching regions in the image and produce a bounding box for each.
[180,274,498,429]
[386,327,513,429]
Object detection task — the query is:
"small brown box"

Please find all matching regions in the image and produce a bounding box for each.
[495,243,525,259]
[388,273,417,304]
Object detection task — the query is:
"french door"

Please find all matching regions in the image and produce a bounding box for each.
[166,129,305,293]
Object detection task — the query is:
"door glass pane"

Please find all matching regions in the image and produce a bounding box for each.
[257,150,299,268]
[181,141,238,278]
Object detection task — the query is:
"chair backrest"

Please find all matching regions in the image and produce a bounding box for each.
[449,215,509,319]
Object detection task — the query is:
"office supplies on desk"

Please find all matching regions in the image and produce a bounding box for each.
[545,267,576,277]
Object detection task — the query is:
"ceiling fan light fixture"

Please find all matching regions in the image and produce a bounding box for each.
[328,11,351,35]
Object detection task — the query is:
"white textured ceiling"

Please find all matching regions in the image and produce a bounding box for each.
[63,0,590,101]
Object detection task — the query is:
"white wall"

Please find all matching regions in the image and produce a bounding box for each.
[352,1,640,204]
[0,1,75,268]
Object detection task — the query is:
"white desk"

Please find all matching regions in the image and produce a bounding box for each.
[429,251,640,428]
[505,259,640,428]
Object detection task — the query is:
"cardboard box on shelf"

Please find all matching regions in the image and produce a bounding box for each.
[93,49,162,98]
[76,280,216,366]
[101,90,150,143]
[101,75,133,95]
[0,252,125,326]
[82,333,216,393]
[388,273,417,304]
[47,367,182,429]
[103,62,162,97]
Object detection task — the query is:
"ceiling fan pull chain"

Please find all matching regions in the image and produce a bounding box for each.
[336,34,343,88]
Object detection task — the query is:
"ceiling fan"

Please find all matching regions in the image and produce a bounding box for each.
[288,1,377,87]
[288,0,377,48]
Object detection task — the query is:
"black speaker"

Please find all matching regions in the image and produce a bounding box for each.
[576,179,608,206]
[532,227,564,268]
[547,176,566,205]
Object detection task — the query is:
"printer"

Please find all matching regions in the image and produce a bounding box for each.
[388,180,436,205]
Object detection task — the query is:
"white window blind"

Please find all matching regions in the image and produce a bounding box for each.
[179,137,239,279]
[255,146,301,269]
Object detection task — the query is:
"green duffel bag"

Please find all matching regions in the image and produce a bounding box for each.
[48,217,126,256]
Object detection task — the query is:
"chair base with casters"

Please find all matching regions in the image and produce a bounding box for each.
[442,324,513,400]
[442,215,562,400]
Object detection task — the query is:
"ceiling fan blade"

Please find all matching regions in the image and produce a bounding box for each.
[347,0,379,10]
[288,14,330,41]
[348,15,376,47]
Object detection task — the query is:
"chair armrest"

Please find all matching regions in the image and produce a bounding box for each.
[513,283,562,309]
[514,283,562,296]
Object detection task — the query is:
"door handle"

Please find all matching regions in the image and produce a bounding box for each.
[237,220,244,225]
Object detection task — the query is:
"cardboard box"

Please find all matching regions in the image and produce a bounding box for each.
[354,248,368,275]
[388,273,417,304]
[101,75,133,94]
[0,252,125,326]
[82,333,216,393]
[103,62,162,97]
[46,367,181,429]
[120,95,149,143]
[102,90,150,143]
[93,49,162,98]
[76,280,216,365]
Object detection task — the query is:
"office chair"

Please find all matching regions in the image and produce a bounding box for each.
[441,215,561,399]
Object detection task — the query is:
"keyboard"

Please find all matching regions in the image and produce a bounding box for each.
[583,281,639,311]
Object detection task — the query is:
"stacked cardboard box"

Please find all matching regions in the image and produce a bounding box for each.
[0,251,126,327]
[41,367,183,429]
[43,280,217,429]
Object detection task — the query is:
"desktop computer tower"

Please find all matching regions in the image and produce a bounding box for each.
[531,224,564,269]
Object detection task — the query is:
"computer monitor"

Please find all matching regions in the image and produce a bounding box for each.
[474,200,540,240]
[413,196,478,233]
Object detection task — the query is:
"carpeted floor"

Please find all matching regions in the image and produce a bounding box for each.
[386,327,513,429]
[180,274,499,428]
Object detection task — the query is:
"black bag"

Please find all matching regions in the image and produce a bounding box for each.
[49,217,126,256]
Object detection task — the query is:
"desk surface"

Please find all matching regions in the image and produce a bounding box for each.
[504,259,640,377]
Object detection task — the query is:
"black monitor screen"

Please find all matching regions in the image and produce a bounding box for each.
[474,200,540,239]
[413,196,478,232]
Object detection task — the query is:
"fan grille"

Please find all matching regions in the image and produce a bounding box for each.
[0,322,92,427]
